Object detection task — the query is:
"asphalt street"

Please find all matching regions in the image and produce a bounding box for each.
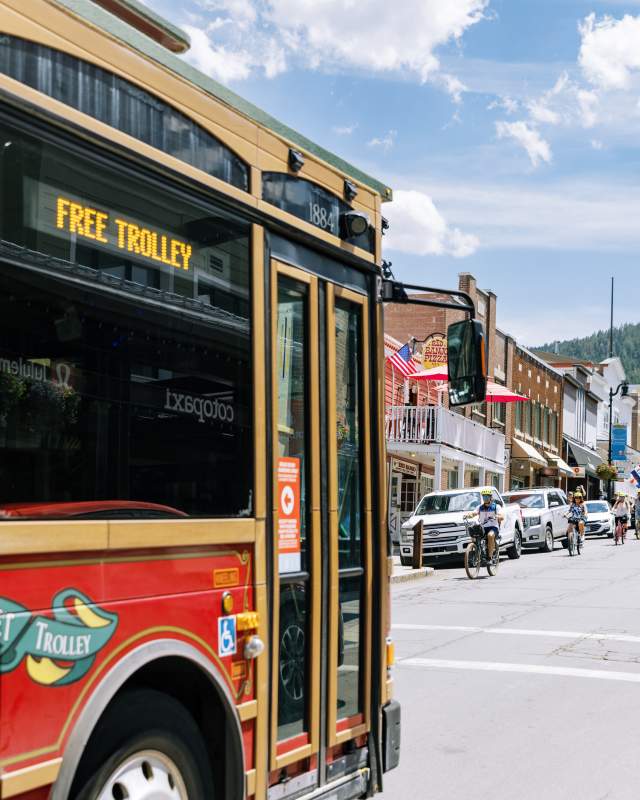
[380,531,640,800]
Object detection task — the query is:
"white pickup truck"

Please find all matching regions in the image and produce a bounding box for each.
[399,486,524,566]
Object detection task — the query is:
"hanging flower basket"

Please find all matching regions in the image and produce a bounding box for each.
[596,463,617,481]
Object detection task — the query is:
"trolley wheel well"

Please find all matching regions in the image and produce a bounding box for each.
[86,656,243,800]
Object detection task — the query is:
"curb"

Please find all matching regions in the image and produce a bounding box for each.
[391,567,434,584]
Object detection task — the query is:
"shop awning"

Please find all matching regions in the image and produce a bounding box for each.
[567,440,603,475]
[545,452,574,477]
[511,439,547,466]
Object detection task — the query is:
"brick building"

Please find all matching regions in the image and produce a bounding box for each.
[508,346,565,489]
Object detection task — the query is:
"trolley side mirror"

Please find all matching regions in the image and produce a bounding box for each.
[447,319,487,407]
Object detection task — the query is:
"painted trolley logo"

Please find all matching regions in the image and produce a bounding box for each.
[0,589,118,687]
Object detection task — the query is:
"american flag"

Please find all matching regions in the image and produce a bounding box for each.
[387,343,414,377]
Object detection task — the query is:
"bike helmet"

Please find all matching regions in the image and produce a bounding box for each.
[480,488,493,496]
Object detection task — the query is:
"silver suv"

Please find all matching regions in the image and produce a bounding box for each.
[502,488,568,553]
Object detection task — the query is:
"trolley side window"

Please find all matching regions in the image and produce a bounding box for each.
[0,122,252,520]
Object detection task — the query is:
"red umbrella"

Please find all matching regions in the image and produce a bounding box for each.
[406,365,449,381]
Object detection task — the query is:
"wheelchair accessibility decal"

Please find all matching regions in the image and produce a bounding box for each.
[218,615,237,657]
[0,589,118,687]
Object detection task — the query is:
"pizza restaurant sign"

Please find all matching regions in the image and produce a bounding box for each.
[422,334,447,370]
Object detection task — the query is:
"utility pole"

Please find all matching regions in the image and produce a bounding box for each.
[609,277,614,358]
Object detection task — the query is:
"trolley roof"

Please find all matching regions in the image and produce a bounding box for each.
[55,0,393,201]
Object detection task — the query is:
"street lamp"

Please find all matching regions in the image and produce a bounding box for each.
[607,380,629,500]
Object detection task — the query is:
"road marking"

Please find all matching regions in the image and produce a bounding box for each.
[393,623,640,644]
[399,657,640,684]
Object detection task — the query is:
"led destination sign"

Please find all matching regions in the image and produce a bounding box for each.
[25,179,196,274]
[55,196,193,271]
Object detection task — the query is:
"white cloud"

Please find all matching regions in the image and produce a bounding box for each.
[384,189,479,259]
[437,73,468,105]
[527,99,561,125]
[265,0,488,81]
[332,124,357,136]
[487,95,519,114]
[577,88,599,128]
[591,139,604,150]
[495,120,552,168]
[367,130,397,151]
[182,26,255,82]
[579,12,640,90]
[423,178,640,252]
[155,0,487,94]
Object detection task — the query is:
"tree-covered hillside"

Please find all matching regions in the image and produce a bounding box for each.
[535,322,640,384]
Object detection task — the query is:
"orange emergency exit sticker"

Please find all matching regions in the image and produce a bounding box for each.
[277,457,301,573]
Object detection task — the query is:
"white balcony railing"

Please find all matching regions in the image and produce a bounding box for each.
[386,405,505,466]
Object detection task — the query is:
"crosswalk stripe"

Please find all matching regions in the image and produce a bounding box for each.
[399,657,640,683]
[393,623,640,644]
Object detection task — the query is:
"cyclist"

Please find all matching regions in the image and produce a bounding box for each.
[612,492,630,540]
[567,490,587,547]
[472,488,504,561]
[634,490,640,531]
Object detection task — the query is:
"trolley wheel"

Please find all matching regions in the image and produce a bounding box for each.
[464,542,480,580]
[72,690,214,800]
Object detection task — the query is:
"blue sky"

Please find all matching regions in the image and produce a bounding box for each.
[143,0,640,346]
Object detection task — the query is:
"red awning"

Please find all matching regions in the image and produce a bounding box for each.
[406,365,448,381]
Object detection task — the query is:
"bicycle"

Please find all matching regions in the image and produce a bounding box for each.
[463,520,500,579]
[566,520,583,557]
[614,516,626,545]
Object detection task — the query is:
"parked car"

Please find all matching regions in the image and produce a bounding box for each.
[399,487,523,566]
[584,500,615,538]
[502,488,568,552]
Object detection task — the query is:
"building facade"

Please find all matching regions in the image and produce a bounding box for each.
[508,346,565,490]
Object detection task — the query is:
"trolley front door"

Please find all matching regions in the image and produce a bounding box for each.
[270,260,372,786]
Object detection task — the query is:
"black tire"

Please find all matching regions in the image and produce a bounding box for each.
[487,550,499,577]
[400,555,412,567]
[72,689,214,800]
[464,542,480,579]
[543,527,554,553]
[507,528,522,560]
[568,529,575,556]
[577,533,582,555]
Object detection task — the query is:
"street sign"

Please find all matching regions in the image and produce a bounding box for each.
[612,424,627,462]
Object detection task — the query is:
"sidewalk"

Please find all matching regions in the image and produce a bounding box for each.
[390,554,434,584]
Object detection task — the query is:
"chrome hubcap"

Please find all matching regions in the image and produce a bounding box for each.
[96,750,188,800]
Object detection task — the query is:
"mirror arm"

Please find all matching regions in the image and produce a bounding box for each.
[380,279,476,318]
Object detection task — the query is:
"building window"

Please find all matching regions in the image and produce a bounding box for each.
[0,35,249,191]
[515,401,522,432]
